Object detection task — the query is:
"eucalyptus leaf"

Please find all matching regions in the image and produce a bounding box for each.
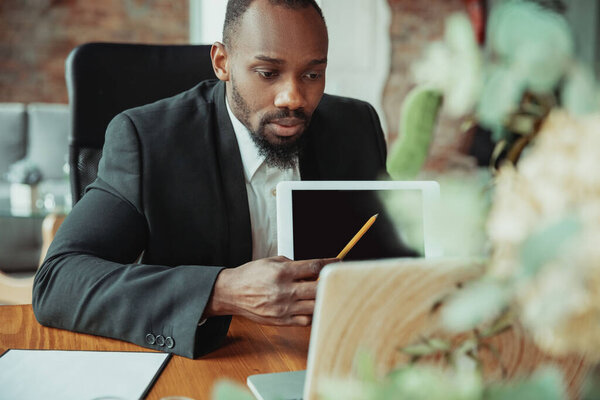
[519,215,581,278]
[484,366,566,400]
[581,365,600,400]
[428,171,492,257]
[480,309,513,338]
[562,65,600,115]
[427,338,451,352]
[455,338,478,356]
[212,380,255,400]
[401,343,438,357]
[487,0,573,93]
[442,280,508,333]
[443,13,483,116]
[476,67,524,132]
[318,378,377,400]
[354,348,377,383]
[387,366,483,400]
[387,86,442,180]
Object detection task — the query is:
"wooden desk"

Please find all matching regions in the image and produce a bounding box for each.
[0,305,310,399]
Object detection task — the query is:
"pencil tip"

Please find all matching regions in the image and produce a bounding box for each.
[374,213,379,218]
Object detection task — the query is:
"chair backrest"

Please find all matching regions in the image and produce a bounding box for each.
[65,42,216,205]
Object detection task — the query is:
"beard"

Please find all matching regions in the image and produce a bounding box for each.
[230,77,310,170]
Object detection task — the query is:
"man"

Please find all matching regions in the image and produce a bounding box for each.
[33,0,393,358]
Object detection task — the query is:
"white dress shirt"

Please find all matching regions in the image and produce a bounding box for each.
[225,98,301,260]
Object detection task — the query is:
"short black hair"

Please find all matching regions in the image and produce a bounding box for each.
[222,0,326,48]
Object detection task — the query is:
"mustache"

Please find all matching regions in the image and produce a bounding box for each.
[260,109,309,125]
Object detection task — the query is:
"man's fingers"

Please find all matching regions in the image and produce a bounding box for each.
[291,281,317,300]
[252,314,313,327]
[288,299,315,315]
[291,257,339,280]
[288,315,312,326]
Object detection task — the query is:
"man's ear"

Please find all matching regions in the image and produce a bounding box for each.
[211,42,230,81]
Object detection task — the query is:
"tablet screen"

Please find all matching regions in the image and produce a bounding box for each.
[291,189,423,260]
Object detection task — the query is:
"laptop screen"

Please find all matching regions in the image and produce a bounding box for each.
[291,189,423,260]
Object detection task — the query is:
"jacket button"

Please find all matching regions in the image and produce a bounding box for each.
[145,333,156,345]
[165,336,175,349]
[156,335,165,347]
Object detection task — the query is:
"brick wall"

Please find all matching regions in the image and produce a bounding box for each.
[383,0,476,171]
[0,0,188,104]
[1,0,474,170]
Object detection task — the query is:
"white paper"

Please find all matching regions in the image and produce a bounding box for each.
[0,349,170,400]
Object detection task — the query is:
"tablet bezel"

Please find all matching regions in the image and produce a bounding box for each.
[276,180,441,259]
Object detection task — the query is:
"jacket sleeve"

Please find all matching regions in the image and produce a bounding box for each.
[32,113,231,358]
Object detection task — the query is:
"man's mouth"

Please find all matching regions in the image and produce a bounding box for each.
[267,118,305,137]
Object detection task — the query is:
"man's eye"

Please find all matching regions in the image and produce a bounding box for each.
[305,72,323,80]
[257,71,278,79]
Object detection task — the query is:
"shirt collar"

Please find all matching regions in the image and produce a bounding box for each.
[226,96,264,182]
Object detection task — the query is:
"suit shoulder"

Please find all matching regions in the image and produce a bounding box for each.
[318,93,375,114]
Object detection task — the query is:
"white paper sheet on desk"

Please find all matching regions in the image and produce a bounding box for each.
[0,349,171,400]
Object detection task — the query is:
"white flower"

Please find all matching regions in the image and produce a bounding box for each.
[488,110,600,360]
[412,13,482,118]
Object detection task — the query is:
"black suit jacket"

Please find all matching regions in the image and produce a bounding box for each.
[32,80,390,358]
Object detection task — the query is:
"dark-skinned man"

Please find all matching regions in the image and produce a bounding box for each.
[33,0,399,358]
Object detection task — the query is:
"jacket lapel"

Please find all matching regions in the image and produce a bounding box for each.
[212,81,253,267]
[299,108,323,180]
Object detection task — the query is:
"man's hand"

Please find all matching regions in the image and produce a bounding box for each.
[204,256,338,326]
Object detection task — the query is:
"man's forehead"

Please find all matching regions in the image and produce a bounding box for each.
[231,0,328,59]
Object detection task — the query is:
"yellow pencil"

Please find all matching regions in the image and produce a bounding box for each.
[336,213,379,260]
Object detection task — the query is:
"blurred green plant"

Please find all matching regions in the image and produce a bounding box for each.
[387,87,442,180]
[318,348,566,400]
[212,380,254,400]
[381,1,600,399]
[212,1,600,399]
[405,0,600,170]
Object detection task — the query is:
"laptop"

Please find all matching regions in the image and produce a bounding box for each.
[247,258,482,400]
[276,180,442,259]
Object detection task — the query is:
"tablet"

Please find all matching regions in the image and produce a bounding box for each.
[277,180,441,260]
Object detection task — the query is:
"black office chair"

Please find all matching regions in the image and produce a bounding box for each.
[65,42,216,205]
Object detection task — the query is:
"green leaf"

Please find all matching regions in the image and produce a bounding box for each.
[212,380,255,400]
[479,309,513,338]
[427,171,493,257]
[487,0,573,93]
[581,366,600,400]
[455,338,478,356]
[386,365,484,400]
[443,13,483,117]
[379,189,426,257]
[318,378,377,400]
[442,280,508,332]
[562,65,600,115]
[400,343,438,357]
[427,338,451,352]
[387,86,442,180]
[484,366,567,400]
[476,67,524,132]
[354,348,377,383]
[519,215,581,278]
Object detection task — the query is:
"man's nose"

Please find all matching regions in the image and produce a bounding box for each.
[274,79,307,110]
